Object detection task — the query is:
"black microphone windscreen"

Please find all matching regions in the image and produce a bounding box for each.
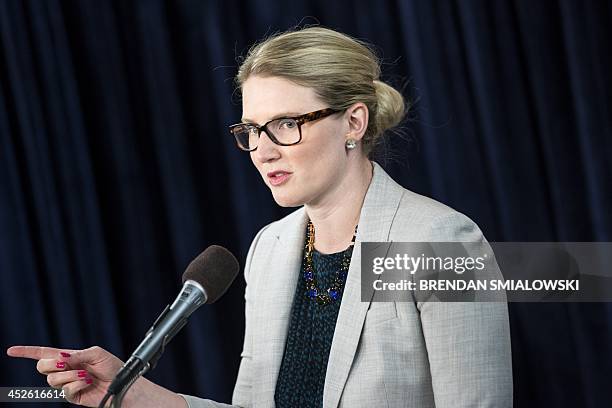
[182,245,240,304]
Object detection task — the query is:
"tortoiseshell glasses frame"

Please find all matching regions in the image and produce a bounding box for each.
[229,108,342,152]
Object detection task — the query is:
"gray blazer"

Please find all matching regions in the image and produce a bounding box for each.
[181,162,513,407]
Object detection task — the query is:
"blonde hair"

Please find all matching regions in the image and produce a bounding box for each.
[236,26,407,157]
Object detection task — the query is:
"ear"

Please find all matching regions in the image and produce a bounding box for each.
[344,102,369,142]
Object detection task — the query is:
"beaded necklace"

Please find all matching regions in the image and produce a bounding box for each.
[303,221,358,305]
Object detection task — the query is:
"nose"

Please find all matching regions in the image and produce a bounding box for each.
[252,130,280,163]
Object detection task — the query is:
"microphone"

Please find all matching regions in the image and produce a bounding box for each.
[105,245,239,400]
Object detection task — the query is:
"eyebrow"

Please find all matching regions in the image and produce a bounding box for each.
[241,112,303,125]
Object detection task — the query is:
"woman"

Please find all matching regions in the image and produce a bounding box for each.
[7,27,512,407]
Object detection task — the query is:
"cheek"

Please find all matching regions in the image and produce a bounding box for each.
[302,125,345,160]
[292,143,336,172]
[293,141,346,188]
[249,152,262,173]
[309,136,346,168]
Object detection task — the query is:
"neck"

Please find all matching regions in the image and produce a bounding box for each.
[305,158,374,254]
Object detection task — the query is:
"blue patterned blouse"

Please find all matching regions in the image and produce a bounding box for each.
[274,241,354,408]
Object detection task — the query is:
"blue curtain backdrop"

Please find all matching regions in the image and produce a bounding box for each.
[1,0,611,407]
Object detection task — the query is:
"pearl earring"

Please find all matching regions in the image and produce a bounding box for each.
[345,138,357,150]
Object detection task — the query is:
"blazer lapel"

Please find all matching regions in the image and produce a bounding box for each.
[323,162,405,408]
[252,208,309,407]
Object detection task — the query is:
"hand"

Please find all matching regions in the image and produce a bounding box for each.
[7,345,123,407]
[7,345,187,407]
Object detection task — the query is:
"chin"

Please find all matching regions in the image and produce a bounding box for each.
[271,191,305,208]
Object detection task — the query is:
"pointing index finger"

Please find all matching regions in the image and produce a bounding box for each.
[7,346,70,360]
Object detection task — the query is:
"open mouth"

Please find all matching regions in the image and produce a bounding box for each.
[267,172,292,186]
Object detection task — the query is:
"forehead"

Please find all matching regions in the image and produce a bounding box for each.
[241,76,323,122]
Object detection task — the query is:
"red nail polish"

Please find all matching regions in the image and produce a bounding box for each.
[85,378,93,384]
[56,361,66,369]
[77,370,87,377]
[60,352,71,358]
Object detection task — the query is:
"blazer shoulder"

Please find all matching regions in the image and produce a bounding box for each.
[392,188,484,241]
[247,207,306,254]
[395,187,458,220]
[256,206,306,239]
[244,207,305,282]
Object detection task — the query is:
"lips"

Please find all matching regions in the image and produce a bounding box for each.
[267,170,292,186]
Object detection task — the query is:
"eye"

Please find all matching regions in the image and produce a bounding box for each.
[278,119,297,129]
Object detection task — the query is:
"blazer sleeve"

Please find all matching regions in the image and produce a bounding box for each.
[179,225,269,408]
[417,212,513,408]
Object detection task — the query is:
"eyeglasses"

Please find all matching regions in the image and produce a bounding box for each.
[229,108,342,152]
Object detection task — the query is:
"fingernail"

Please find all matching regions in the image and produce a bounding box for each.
[60,352,71,358]
[56,361,66,369]
[85,378,93,384]
[77,370,87,377]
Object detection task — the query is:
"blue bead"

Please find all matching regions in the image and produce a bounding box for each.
[329,289,339,300]
[308,288,318,298]
[304,271,314,281]
[339,270,348,280]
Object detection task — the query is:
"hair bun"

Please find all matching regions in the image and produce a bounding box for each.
[373,79,406,137]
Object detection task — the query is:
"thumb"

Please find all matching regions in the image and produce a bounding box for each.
[66,346,108,367]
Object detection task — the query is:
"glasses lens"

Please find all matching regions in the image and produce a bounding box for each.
[231,124,258,151]
[266,118,300,145]
[231,118,301,151]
